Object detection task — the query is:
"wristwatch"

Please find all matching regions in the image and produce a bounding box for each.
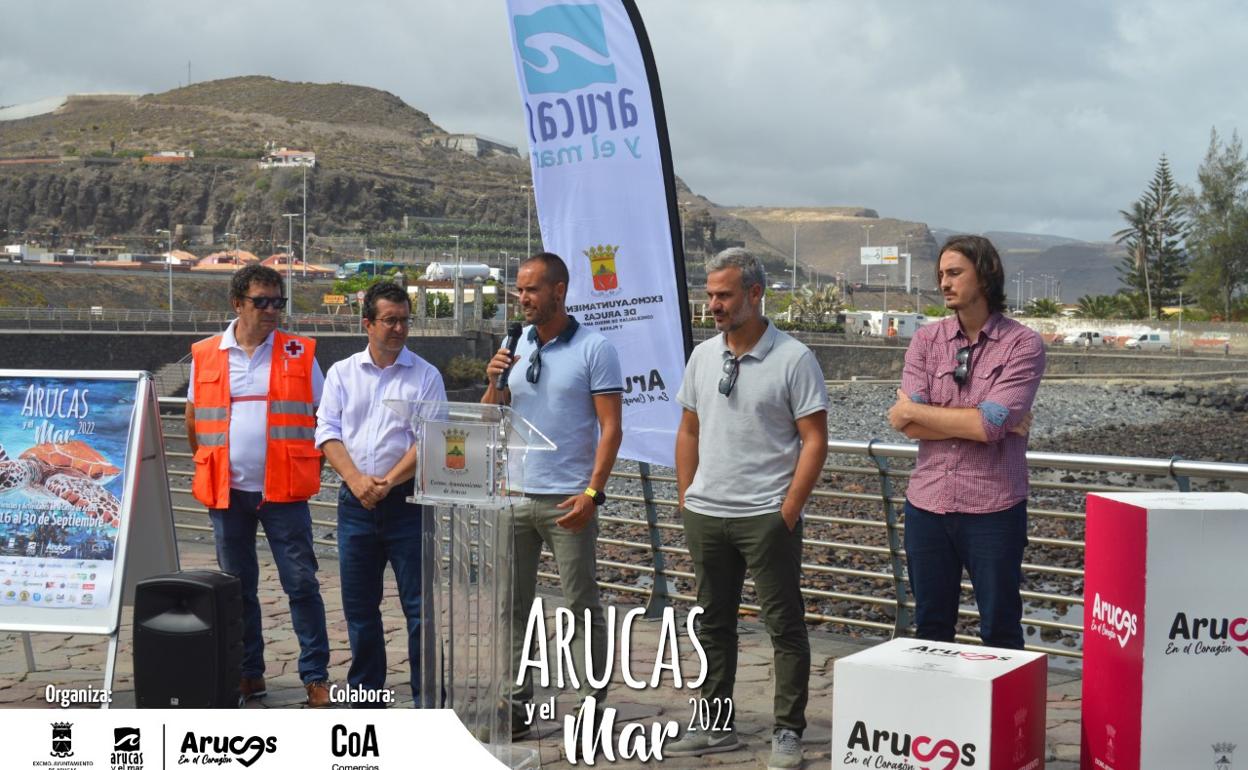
[584,487,606,506]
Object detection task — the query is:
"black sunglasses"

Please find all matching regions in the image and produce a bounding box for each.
[243,295,288,310]
[718,355,740,397]
[953,345,973,386]
[525,348,543,384]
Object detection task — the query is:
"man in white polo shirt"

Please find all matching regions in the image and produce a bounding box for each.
[482,252,623,737]
[185,264,332,707]
[316,281,446,707]
[669,248,829,768]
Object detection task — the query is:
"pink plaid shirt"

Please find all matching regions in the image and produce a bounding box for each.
[900,312,1045,514]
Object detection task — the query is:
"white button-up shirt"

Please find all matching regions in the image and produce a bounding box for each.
[188,320,325,491]
[314,346,446,477]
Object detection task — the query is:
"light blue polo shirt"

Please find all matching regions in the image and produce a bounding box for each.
[506,316,623,495]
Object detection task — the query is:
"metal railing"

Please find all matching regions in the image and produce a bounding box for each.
[0,307,504,335]
[155,398,1248,660]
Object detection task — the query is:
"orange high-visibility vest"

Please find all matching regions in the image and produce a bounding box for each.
[189,330,321,508]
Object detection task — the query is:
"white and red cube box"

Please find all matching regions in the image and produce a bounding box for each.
[832,638,1047,770]
[1082,492,1248,770]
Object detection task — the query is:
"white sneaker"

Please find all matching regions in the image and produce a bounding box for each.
[769,728,802,769]
[663,730,740,757]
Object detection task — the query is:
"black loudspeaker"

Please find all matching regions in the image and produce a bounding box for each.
[133,570,243,708]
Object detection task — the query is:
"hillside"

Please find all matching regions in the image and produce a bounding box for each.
[0,77,531,253]
[0,77,1125,300]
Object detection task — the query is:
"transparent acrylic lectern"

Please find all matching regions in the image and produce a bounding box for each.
[383,400,554,770]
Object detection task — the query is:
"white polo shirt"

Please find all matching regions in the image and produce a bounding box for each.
[188,320,325,492]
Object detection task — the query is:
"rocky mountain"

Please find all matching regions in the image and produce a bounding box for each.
[0,76,1125,300]
[0,77,532,254]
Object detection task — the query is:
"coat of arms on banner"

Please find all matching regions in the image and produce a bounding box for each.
[443,429,468,472]
[1214,742,1236,770]
[50,722,73,757]
[585,244,621,295]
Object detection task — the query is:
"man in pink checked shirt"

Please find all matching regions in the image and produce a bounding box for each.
[887,234,1045,650]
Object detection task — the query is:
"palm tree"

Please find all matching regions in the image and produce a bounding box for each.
[789,284,843,325]
[1075,294,1122,319]
[1026,298,1062,317]
[1115,291,1150,319]
[1114,198,1155,318]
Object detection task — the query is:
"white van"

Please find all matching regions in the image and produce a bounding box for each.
[1064,331,1108,347]
[1124,331,1171,351]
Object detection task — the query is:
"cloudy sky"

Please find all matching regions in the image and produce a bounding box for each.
[3,1,1247,242]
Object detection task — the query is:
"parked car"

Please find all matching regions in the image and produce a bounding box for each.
[1124,331,1171,351]
[1064,331,1109,347]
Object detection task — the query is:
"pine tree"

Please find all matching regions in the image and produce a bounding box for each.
[1115,155,1189,316]
[1183,128,1248,319]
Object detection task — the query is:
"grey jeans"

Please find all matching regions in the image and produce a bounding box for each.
[508,494,608,711]
[682,507,809,734]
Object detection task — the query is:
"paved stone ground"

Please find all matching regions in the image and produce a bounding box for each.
[0,537,1081,769]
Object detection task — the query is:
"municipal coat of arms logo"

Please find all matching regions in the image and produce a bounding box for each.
[1214,742,1236,770]
[50,721,73,757]
[584,244,621,295]
[443,429,468,471]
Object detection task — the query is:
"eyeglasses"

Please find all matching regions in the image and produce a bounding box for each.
[525,348,543,384]
[243,295,287,310]
[953,345,973,386]
[718,355,740,397]
[371,316,411,329]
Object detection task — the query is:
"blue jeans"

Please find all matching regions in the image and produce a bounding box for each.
[337,482,425,706]
[208,490,330,683]
[903,499,1028,650]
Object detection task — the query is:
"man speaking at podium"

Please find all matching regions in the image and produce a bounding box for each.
[482,252,623,736]
[185,264,332,707]
[317,281,445,707]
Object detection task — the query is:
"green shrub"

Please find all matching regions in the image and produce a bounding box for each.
[443,356,486,389]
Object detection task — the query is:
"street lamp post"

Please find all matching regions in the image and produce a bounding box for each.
[301,165,308,279]
[903,232,912,293]
[499,250,509,323]
[156,228,173,324]
[861,224,875,285]
[450,234,461,323]
[282,213,301,321]
[791,224,798,306]
[520,185,533,256]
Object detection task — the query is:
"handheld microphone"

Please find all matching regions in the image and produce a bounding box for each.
[497,321,524,390]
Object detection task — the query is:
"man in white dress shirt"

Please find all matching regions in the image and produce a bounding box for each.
[316,281,446,706]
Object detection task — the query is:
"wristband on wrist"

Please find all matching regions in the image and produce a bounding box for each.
[583,487,606,505]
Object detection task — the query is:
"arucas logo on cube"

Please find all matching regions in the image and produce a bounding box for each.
[832,638,1047,770]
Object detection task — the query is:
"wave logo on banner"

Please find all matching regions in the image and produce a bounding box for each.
[515,4,616,94]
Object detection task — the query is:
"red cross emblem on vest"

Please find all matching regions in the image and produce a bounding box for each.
[284,339,304,358]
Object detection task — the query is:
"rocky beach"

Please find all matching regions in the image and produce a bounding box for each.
[593,379,1248,653]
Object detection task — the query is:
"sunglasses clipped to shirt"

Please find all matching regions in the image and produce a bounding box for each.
[525,348,543,384]
[953,345,973,386]
[243,295,288,310]
[718,354,740,397]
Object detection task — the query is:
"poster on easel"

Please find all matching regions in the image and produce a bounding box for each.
[0,370,178,636]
